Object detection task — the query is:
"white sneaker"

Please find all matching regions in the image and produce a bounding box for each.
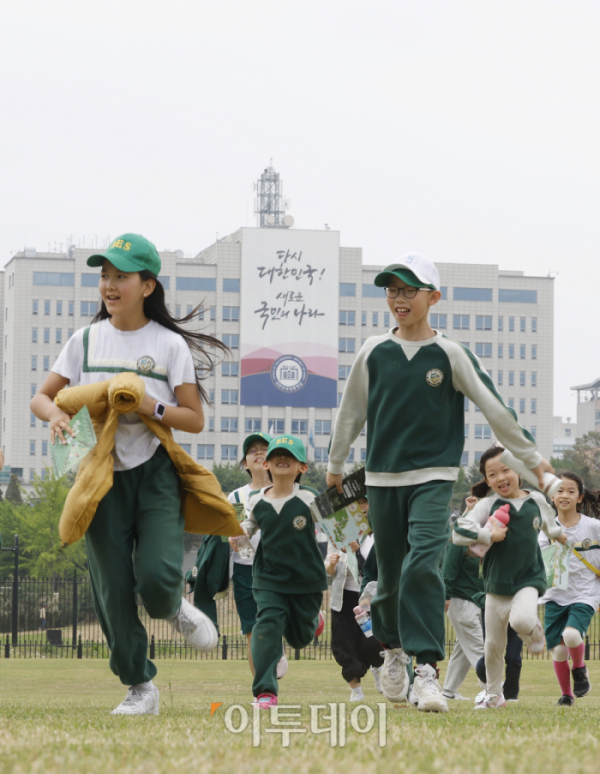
[371,665,383,694]
[411,664,448,713]
[474,692,507,710]
[474,690,487,704]
[111,685,160,715]
[442,690,469,700]
[381,647,410,702]
[168,597,218,652]
[522,618,545,654]
[276,652,289,679]
[350,686,365,702]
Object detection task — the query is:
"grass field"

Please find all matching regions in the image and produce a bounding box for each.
[0,658,599,774]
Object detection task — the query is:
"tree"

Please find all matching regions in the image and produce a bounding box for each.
[450,466,471,512]
[550,431,600,490]
[5,473,22,504]
[302,462,328,493]
[211,463,249,495]
[0,472,87,577]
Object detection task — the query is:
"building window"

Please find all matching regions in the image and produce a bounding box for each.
[56,300,62,316]
[222,362,239,377]
[208,417,214,431]
[43,356,49,371]
[32,299,38,315]
[68,300,74,316]
[223,278,240,293]
[338,392,343,407]
[531,399,537,414]
[464,397,469,411]
[175,305,181,318]
[30,441,36,456]
[520,317,526,332]
[519,398,525,414]
[315,448,329,463]
[498,343,503,359]
[372,312,378,327]
[565,428,571,437]
[509,371,514,387]
[499,289,537,304]
[44,328,50,344]
[176,277,216,292]
[509,317,515,332]
[180,443,191,455]
[338,365,352,380]
[498,316,503,331]
[474,452,483,463]
[245,418,261,433]
[31,356,37,371]
[464,424,469,438]
[475,342,492,358]
[221,390,238,405]
[431,313,447,329]
[315,420,331,435]
[221,445,238,461]
[222,334,239,349]
[209,388,215,402]
[291,420,308,435]
[384,312,390,327]
[509,344,514,359]
[461,451,469,465]
[221,417,238,433]
[30,413,36,427]
[531,317,537,332]
[31,383,36,398]
[339,311,355,326]
[519,371,525,387]
[497,371,503,386]
[361,312,366,327]
[475,424,491,440]
[268,419,284,435]
[362,284,385,298]
[42,440,48,456]
[68,329,74,339]
[32,328,38,343]
[339,338,355,353]
[530,426,537,438]
[197,444,214,460]
[519,344,525,360]
[80,301,98,317]
[531,372,537,387]
[453,315,470,330]
[508,398,514,409]
[346,449,355,463]
[476,316,492,330]
[33,272,74,286]
[339,283,356,297]
[56,329,62,344]
[223,306,240,322]
[453,288,493,302]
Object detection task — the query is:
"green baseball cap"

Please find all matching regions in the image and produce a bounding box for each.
[374,254,440,291]
[87,233,161,277]
[266,434,307,463]
[243,432,273,456]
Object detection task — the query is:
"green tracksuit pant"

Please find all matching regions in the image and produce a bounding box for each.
[367,481,453,664]
[251,589,322,696]
[85,445,185,686]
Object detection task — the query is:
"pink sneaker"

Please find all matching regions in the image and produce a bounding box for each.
[315,611,325,638]
[474,693,507,710]
[253,693,278,709]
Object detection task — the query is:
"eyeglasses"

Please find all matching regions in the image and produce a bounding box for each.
[384,286,433,299]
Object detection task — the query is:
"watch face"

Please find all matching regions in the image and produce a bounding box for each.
[157,404,166,416]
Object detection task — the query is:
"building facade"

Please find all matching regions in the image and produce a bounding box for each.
[0,229,554,484]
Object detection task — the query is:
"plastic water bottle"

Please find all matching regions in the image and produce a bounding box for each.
[499,449,562,498]
[354,605,373,638]
[358,581,378,609]
[231,534,255,561]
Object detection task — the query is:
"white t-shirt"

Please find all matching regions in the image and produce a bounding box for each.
[52,319,196,471]
[228,483,261,566]
[539,514,600,609]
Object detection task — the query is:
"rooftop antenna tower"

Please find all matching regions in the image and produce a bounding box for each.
[253,162,294,228]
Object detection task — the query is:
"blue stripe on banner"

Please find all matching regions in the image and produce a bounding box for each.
[241,373,337,408]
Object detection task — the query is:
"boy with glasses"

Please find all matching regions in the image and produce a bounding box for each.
[326,253,553,713]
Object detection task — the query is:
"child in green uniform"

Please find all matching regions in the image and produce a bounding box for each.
[242,435,327,709]
[31,234,227,715]
[327,253,554,713]
[453,446,566,709]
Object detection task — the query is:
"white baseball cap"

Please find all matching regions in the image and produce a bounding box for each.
[374,253,440,291]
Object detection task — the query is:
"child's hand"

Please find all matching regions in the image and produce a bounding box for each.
[329,553,340,566]
[490,522,508,543]
[465,496,478,511]
[48,405,75,445]
[349,541,360,553]
[229,537,240,552]
[326,472,344,494]
[139,393,157,417]
[445,600,450,613]
[556,533,568,545]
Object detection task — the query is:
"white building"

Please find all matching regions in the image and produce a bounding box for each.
[552,415,577,459]
[0,230,554,483]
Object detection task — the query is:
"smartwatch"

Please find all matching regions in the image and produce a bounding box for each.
[153,401,166,421]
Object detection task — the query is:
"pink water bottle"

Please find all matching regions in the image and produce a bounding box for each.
[469,504,510,558]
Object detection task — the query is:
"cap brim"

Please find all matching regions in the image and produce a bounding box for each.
[374,266,433,289]
[243,434,273,455]
[86,251,156,275]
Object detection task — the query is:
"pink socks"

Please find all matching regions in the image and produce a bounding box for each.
[553,659,573,697]
[569,642,585,670]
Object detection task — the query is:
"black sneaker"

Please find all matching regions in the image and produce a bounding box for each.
[556,694,575,707]
[572,666,591,698]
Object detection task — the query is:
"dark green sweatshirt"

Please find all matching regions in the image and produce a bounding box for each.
[442,543,484,601]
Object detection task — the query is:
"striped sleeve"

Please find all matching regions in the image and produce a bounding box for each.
[531,491,563,540]
[453,498,494,546]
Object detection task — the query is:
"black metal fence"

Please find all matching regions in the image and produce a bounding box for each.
[1,573,599,661]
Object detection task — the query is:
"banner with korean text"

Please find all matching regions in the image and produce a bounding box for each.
[240,227,339,408]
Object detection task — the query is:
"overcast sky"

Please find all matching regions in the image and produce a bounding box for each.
[1,0,598,419]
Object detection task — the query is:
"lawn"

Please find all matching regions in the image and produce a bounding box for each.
[0,658,599,774]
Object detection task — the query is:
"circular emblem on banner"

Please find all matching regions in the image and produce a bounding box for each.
[271,355,308,393]
[426,368,444,387]
[582,538,592,549]
[137,355,155,373]
[532,516,541,531]
[191,566,198,578]
[293,515,307,531]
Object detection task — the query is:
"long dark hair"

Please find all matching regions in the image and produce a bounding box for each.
[91,271,228,402]
[471,446,505,499]
[555,472,600,519]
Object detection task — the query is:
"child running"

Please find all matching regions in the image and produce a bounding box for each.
[453,445,566,709]
[241,435,327,709]
[30,234,227,715]
[326,253,554,713]
[227,432,288,680]
[538,472,600,706]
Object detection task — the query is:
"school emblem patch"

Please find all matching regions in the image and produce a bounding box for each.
[532,516,541,531]
[426,368,444,387]
[191,566,198,578]
[137,356,155,373]
[582,538,592,549]
[292,515,307,531]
